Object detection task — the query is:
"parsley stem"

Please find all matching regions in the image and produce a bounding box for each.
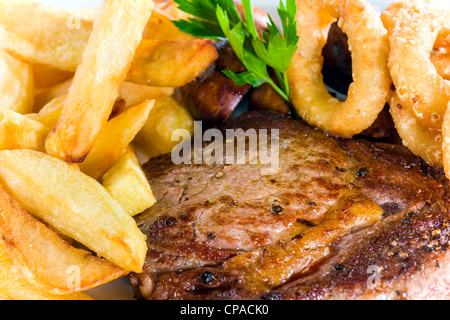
[268,79,290,103]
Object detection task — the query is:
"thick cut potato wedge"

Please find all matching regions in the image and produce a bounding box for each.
[79,100,154,179]
[0,150,147,272]
[0,50,34,115]
[45,0,154,163]
[0,110,50,152]
[126,39,218,88]
[136,95,194,158]
[0,186,127,294]
[102,147,156,216]
[0,241,92,300]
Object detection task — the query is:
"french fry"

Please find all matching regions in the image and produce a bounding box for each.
[126,39,218,88]
[79,100,154,179]
[102,147,156,216]
[135,95,194,158]
[0,186,127,294]
[35,95,126,130]
[119,81,174,108]
[34,79,72,112]
[45,0,154,163]
[33,96,154,163]
[143,10,196,41]
[0,1,216,88]
[0,150,148,272]
[0,242,92,300]
[0,50,34,115]
[35,78,172,112]
[32,64,73,91]
[32,95,66,129]
[0,110,50,152]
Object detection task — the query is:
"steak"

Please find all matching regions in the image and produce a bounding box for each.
[129,111,450,300]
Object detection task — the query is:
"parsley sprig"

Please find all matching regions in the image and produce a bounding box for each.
[173,0,299,105]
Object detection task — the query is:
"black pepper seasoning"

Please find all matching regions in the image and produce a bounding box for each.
[356,168,367,177]
[200,272,215,284]
[333,264,345,271]
[271,205,284,214]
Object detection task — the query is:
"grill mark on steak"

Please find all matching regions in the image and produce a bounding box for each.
[130,112,450,300]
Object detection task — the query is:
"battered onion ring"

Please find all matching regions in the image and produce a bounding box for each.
[381,0,434,40]
[442,101,450,178]
[382,1,450,81]
[288,0,391,137]
[431,47,450,81]
[388,13,450,129]
[389,93,443,168]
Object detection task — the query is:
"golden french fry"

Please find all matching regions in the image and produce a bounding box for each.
[32,95,66,129]
[34,79,72,112]
[45,0,154,163]
[0,241,92,300]
[126,39,218,88]
[32,64,73,91]
[35,79,172,112]
[136,95,194,158]
[0,1,215,88]
[0,150,148,272]
[143,10,196,41]
[119,81,174,108]
[0,186,127,294]
[79,100,154,179]
[102,147,156,216]
[0,110,50,152]
[0,50,34,115]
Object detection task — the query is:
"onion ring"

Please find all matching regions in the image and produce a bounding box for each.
[288,0,391,137]
[382,1,450,80]
[431,47,450,81]
[381,0,434,39]
[388,11,450,129]
[389,93,443,168]
[442,101,450,178]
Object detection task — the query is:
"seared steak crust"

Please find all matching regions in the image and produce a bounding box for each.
[130,112,450,300]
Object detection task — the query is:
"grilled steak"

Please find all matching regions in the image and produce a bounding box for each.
[129,111,450,300]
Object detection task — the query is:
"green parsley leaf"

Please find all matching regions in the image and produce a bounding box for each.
[174,0,299,110]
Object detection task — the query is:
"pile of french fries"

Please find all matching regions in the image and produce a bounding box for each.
[0,0,214,300]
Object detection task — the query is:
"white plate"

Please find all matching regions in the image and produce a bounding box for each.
[31,0,393,300]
